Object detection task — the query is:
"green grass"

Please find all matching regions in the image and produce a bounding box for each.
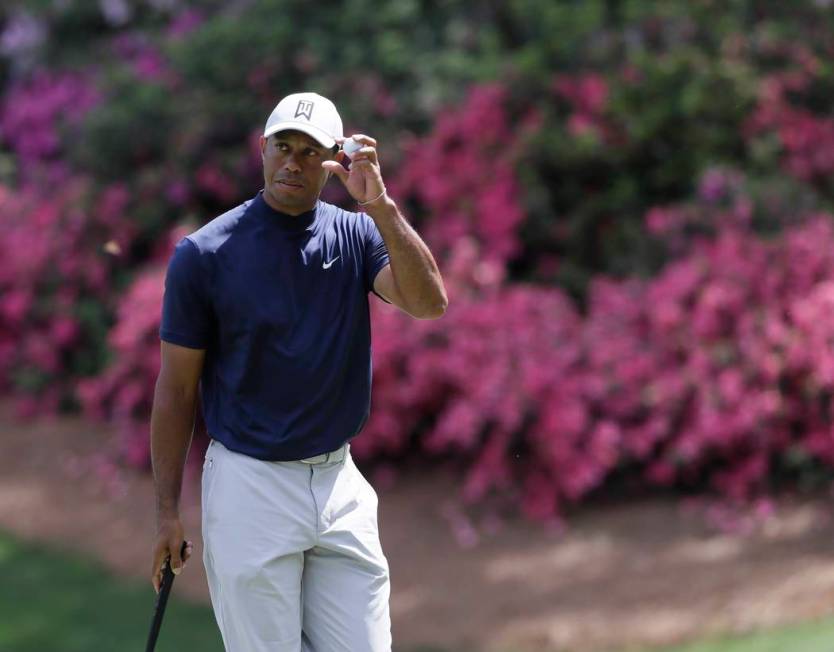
[0,532,223,652]
[649,618,834,652]
[2,529,834,652]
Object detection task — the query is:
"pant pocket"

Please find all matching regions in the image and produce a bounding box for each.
[201,440,222,525]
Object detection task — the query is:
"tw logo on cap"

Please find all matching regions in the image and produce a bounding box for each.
[294,100,314,121]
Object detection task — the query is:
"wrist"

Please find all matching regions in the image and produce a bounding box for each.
[360,192,397,219]
[357,188,387,207]
[156,502,180,520]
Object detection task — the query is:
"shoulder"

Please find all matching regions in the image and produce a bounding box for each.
[187,198,255,254]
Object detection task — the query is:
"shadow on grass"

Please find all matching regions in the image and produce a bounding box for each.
[643,618,834,652]
[0,531,460,652]
[6,529,833,652]
[0,531,223,652]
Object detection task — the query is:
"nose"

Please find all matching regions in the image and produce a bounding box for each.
[282,151,301,173]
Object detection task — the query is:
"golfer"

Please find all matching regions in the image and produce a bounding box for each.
[149,91,447,651]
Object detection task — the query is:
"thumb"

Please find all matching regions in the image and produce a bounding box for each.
[169,539,184,575]
[321,160,348,185]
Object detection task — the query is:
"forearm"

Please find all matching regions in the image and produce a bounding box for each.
[365,196,447,318]
[150,379,198,519]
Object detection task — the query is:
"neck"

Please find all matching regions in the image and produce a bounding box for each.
[262,188,316,215]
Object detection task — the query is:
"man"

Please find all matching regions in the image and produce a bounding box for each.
[149,91,447,651]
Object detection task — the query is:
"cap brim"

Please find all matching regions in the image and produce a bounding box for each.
[263,121,336,149]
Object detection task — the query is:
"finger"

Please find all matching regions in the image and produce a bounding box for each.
[152,564,161,594]
[349,159,378,172]
[151,547,167,593]
[349,160,383,188]
[349,147,378,165]
[349,134,377,147]
[322,160,349,184]
[170,537,184,575]
[183,540,194,563]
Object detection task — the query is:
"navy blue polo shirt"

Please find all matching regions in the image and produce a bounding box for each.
[160,191,390,460]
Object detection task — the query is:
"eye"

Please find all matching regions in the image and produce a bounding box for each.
[305,148,320,157]
[276,142,289,151]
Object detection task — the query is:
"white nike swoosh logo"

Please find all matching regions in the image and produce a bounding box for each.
[322,256,340,269]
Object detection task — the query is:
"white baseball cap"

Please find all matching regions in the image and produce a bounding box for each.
[263,92,343,149]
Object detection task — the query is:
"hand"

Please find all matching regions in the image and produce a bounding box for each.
[151,515,192,593]
[322,134,387,207]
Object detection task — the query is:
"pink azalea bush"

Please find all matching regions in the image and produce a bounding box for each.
[75,76,834,519]
[0,70,99,178]
[356,216,834,519]
[78,264,166,466]
[390,84,536,268]
[553,72,611,142]
[10,1,834,522]
[0,179,135,414]
[746,41,834,185]
[77,226,190,467]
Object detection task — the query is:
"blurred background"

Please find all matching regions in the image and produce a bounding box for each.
[3,0,834,650]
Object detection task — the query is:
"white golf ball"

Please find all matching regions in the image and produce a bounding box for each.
[342,137,362,159]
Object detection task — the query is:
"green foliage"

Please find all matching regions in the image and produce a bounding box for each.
[8,0,834,507]
[22,0,833,298]
[75,77,176,181]
[517,47,760,297]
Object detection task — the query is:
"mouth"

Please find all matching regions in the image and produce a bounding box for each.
[276,178,304,191]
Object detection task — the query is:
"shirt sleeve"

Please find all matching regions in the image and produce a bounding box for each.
[159,237,214,349]
[362,213,391,300]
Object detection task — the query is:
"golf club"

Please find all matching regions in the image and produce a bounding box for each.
[145,540,189,652]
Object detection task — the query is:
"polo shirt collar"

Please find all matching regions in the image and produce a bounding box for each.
[252,190,318,231]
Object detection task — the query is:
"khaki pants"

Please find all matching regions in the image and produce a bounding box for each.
[201,439,391,652]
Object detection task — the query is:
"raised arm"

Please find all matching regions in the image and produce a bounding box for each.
[367,202,447,319]
[149,341,205,592]
[322,134,448,320]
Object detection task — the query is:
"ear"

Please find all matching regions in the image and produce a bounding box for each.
[328,149,346,166]
[259,135,267,159]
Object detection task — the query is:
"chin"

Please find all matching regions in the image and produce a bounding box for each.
[266,184,290,200]
[268,187,316,213]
